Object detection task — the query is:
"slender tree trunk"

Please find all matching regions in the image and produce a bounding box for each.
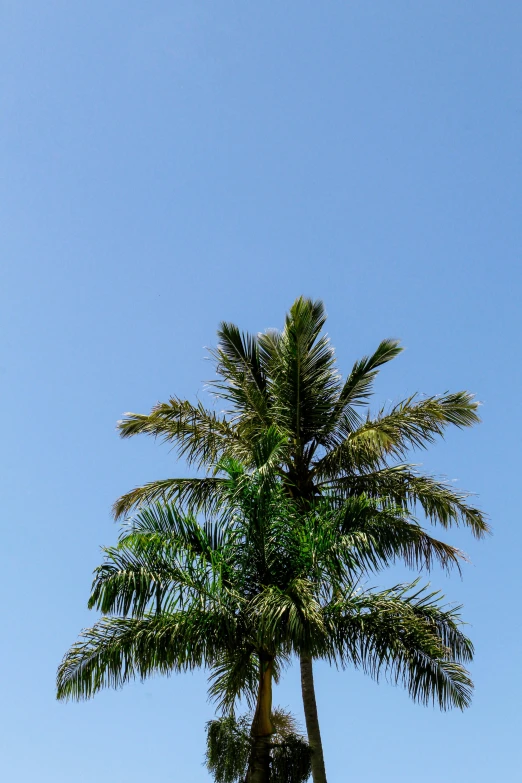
[246,736,272,783]
[300,654,328,783]
[247,653,274,783]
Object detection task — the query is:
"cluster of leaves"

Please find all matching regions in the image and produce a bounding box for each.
[57,463,474,712]
[205,710,311,783]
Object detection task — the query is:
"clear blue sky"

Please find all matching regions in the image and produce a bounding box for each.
[1,2,520,780]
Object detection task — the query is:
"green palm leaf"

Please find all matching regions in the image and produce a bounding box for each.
[325,464,488,537]
[113,476,230,519]
[327,337,403,434]
[324,583,473,710]
[57,609,237,701]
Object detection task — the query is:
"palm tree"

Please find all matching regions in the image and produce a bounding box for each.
[112,297,486,783]
[59,460,474,782]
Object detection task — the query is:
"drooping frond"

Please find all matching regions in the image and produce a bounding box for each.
[325,464,489,538]
[271,732,313,783]
[207,647,259,714]
[56,609,238,701]
[398,583,474,663]
[205,714,252,783]
[324,583,474,711]
[326,495,465,575]
[205,709,311,783]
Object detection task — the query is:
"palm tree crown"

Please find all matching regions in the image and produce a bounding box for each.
[114,297,486,540]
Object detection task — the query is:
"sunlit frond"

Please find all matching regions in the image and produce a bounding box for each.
[325,464,489,538]
[313,391,480,480]
[210,322,269,428]
[351,392,480,457]
[113,477,230,519]
[257,297,342,445]
[57,609,237,701]
[325,495,465,575]
[324,583,474,710]
[117,398,248,468]
[327,338,403,434]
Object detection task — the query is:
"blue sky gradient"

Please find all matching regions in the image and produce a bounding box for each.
[1,2,521,780]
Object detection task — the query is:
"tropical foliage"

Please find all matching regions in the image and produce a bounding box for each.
[114,299,486,540]
[111,297,486,782]
[205,709,312,783]
[58,457,475,781]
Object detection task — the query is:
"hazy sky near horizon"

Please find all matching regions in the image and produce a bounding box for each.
[1,2,521,781]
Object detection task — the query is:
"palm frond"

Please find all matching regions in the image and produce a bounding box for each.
[57,608,239,701]
[328,338,403,433]
[117,398,248,468]
[210,322,269,427]
[113,477,230,519]
[351,392,480,458]
[251,579,325,651]
[88,549,170,617]
[326,464,489,538]
[205,714,252,783]
[271,732,312,783]
[342,337,403,403]
[324,583,474,710]
[328,496,465,575]
[250,424,289,473]
[314,391,481,478]
[121,502,229,560]
[258,297,342,446]
[269,707,303,739]
[207,647,259,714]
[205,709,311,783]
[89,503,232,618]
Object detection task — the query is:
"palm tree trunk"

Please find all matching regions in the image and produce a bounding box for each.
[300,654,328,783]
[246,736,272,783]
[247,653,274,783]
